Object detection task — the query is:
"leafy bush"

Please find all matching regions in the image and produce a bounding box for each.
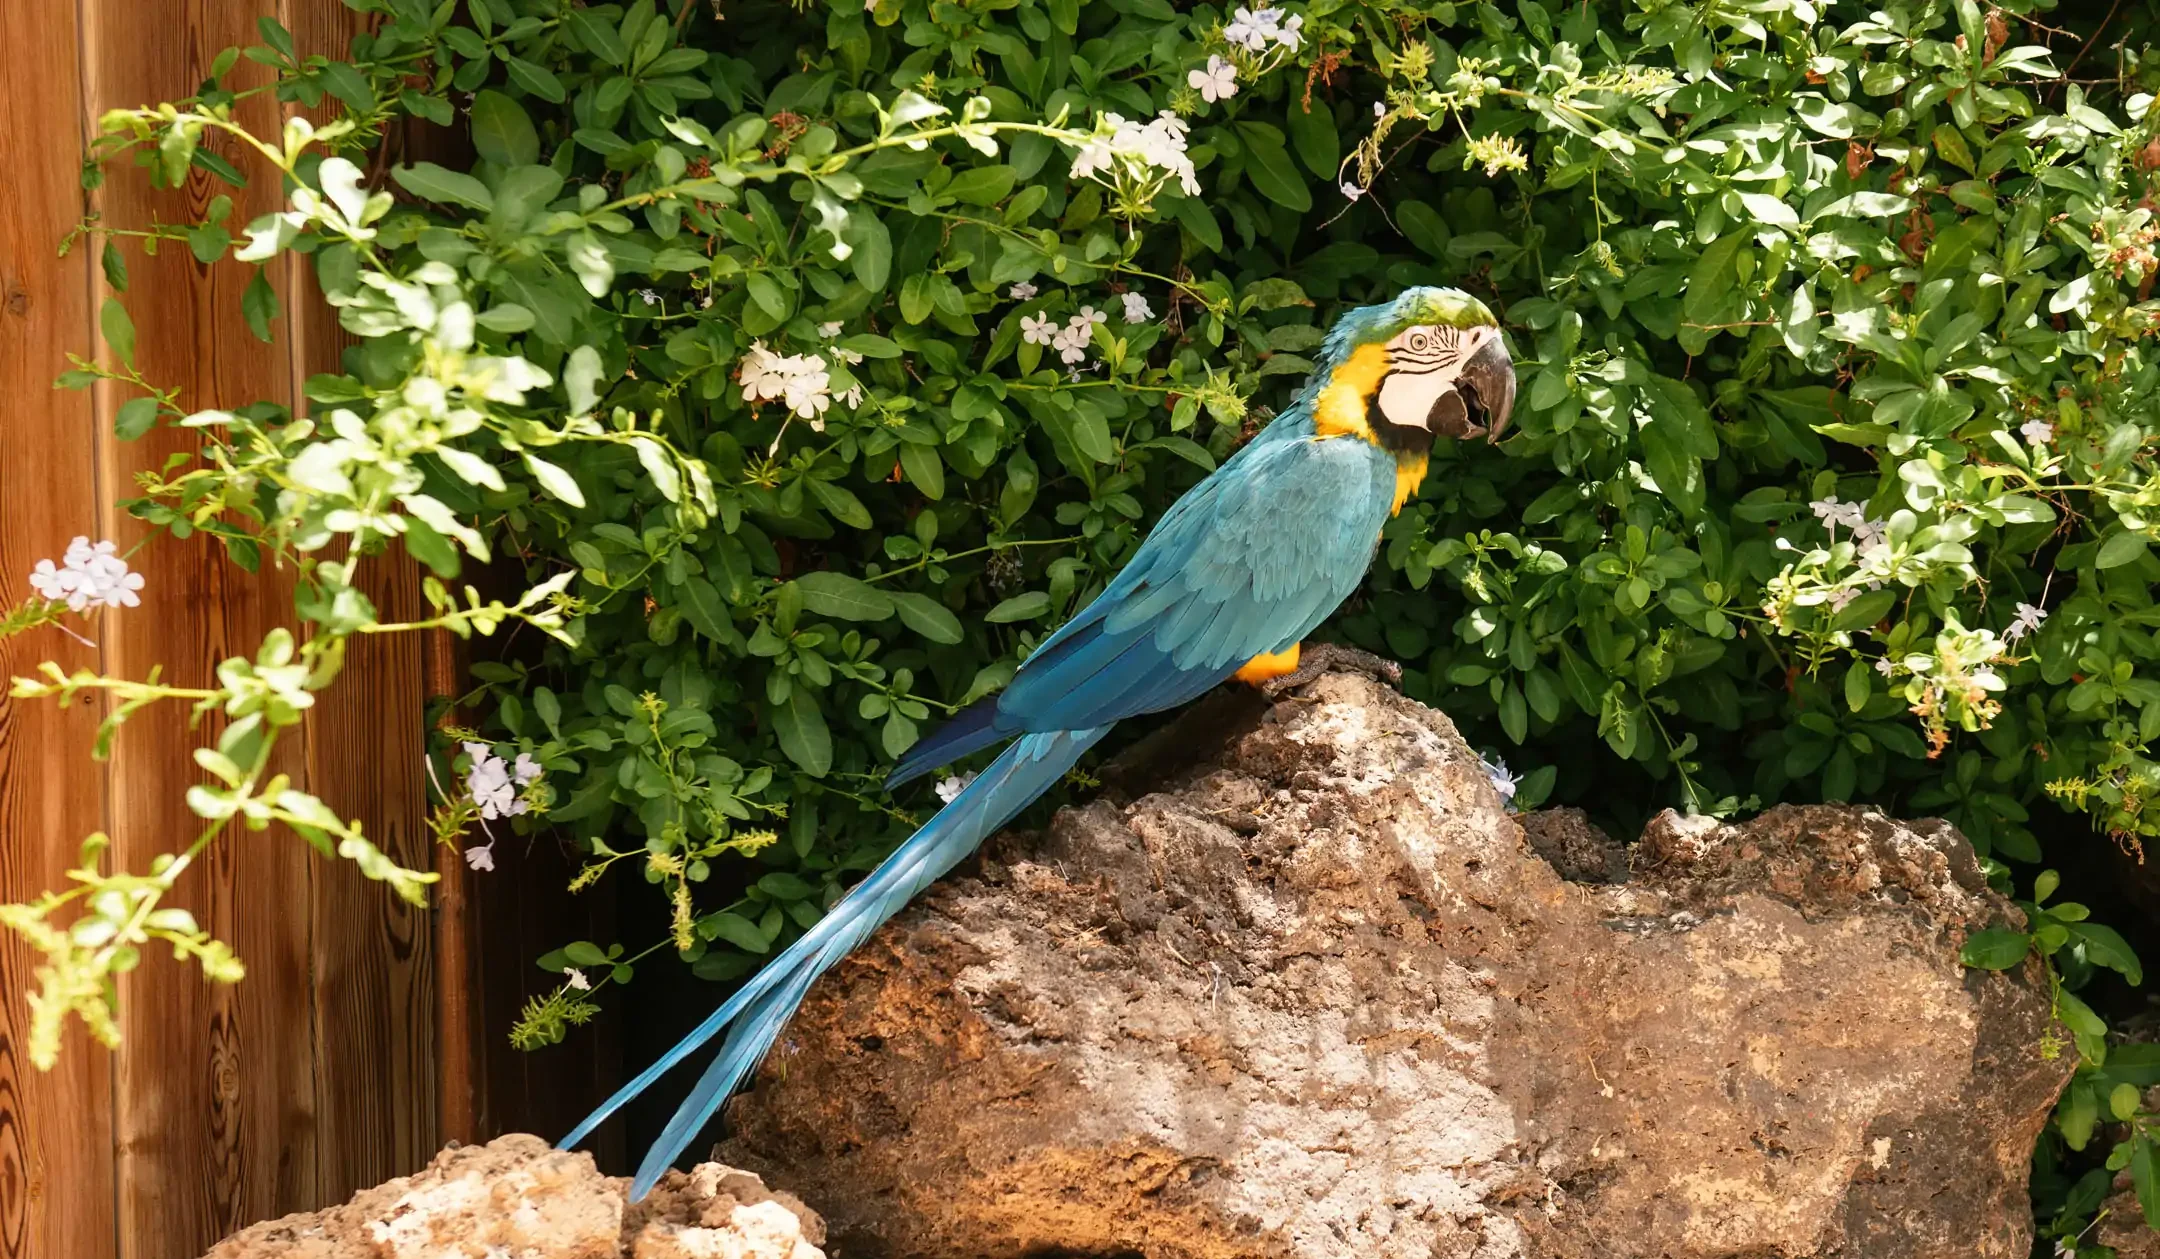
[33,0,2160,1244]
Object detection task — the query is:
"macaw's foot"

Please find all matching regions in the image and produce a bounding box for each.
[1259,642,1402,698]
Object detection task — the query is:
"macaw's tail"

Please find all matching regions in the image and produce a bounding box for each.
[559,724,1111,1199]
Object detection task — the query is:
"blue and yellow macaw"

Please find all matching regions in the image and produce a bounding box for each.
[562,286,1516,1194]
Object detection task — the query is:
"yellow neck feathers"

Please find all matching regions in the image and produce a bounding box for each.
[1313,343,1429,516]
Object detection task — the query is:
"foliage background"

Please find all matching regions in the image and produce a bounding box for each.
[58,0,2160,1244]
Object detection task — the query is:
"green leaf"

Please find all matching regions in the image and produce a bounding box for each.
[564,940,609,967]
[100,298,136,369]
[1236,124,1312,212]
[1958,928,2031,970]
[986,591,1051,622]
[845,212,892,290]
[471,90,540,167]
[898,443,945,499]
[773,687,832,776]
[794,571,895,621]
[2069,922,2143,985]
[678,576,733,642]
[2136,1135,2160,1227]
[891,591,963,644]
[2098,529,2150,569]
[114,396,159,441]
[945,164,1017,205]
[393,162,494,211]
[1286,99,1339,180]
[704,910,771,954]
[241,267,280,343]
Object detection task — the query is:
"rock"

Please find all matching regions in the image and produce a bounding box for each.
[718,672,2069,1259]
[202,1134,824,1259]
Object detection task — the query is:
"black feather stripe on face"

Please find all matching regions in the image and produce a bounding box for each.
[1364,390,1438,455]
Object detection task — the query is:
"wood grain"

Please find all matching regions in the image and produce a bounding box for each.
[0,1,120,1257]
[80,0,318,1250]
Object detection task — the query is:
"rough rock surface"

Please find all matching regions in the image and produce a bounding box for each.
[719,673,2069,1259]
[203,1134,825,1259]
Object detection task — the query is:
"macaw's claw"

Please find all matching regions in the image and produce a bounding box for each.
[1259,643,1403,698]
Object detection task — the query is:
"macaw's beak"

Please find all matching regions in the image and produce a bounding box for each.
[1461,336,1515,443]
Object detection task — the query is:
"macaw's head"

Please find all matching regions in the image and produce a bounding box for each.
[1308,286,1516,454]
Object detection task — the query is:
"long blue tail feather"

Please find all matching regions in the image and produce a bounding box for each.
[562,725,1110,1197]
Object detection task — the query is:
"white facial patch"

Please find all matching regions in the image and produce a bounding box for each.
[1375,324,1488,435]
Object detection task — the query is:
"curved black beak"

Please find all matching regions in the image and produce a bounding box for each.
[1459,336,1516,443]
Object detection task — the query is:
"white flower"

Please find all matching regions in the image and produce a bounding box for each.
[839,384,865,408]
[935,772,977,804]
[1189,56,1239,104]
[1874,656,1895,677]
[1009,282,1039,300]
[1850,517,1887,552]
[462,741,530,821]
[1272,12,1303,50]
[636,288,660,304]
[1373,100,1387,117]
[464,844,496,872]
[29,537,144,612]
[1052,325,1091,365]
[1077,305,1108,326]
[1480,752,1521,809]
[1021,313,1058,346]
[2004,601,2048,643]
[1223,6,1275,50]
[738,341,790,403]
[1071,111,1201,197]
[513,752,543,785]
[1826,587,1858,613]
[1341,181,1364,201]
[2021,418,2055,446]
[818,321,844,338]
[1120,292,1153,322]
[565,967,591,991]
[738,341,835,427]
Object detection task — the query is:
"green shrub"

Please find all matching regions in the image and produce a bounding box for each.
[36,0,2160,1244]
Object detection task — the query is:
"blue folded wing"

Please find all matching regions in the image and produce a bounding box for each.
[890,429,1399,790]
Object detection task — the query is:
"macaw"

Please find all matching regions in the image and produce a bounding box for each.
[562,286,1516,1194]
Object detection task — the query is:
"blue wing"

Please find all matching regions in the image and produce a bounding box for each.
[892,421,1395,786]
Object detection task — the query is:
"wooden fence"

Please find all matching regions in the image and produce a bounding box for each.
[0,3,618,1257]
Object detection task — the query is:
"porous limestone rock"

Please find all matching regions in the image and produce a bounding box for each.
[718,673,2068,1259]
[202,1134,824,1259]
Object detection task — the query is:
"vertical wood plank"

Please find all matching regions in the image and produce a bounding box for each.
[0,0,120,1257]
[278,0,442,1206]
[79,0,318,1252]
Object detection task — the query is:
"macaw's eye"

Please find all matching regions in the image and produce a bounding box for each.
[1407,331,1431,352]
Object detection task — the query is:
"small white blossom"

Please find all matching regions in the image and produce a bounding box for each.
[1851,518,1887,552]
[935,772,978,804]
[738,341,835,429]
[1826,587,1858,613]
[464,844,496,872]
[2004,601,2048,643]
[1223,6,1275,50]
[1077,305,1108,326]
[565,967,591,991]
[1009,282,1039,300]
[818,321,845,338]
[30,537,144,612]
[1480,752,1521,810]
[2021,418,2055,447]
[1021,313,1058,346]
[513,752,543,785]
[1189,55,1239,103]
[463,741,530,821]
[1052,323,1092,365]
[1120,291,1153,322]
[1373,101,1387,117]
[1272,12,1303,50]
[839,384,865,408]
[1341,181,1364,202]
[1069,111,1201,197]
[1874,656,1895,676]
[636,288,660,304]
